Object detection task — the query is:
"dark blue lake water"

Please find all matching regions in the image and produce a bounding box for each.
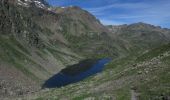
[43,58,112,88]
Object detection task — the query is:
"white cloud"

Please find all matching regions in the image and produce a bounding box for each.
[86,2,149,13]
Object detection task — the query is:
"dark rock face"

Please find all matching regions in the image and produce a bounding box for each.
[0,0,45,47]
[17,0,49,8]
[0,1,12,35]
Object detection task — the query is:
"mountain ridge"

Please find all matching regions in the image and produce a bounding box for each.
[107,22,170,52]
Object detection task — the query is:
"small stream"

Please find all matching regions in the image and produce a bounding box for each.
[42,58,112,88]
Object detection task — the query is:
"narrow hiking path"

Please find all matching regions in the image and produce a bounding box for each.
[131,89,140,100]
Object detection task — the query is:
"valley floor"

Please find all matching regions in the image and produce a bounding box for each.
[15,44,170,100]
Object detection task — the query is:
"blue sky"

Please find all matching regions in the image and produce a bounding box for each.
[47,0,170,28]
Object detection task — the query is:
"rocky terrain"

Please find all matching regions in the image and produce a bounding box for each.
[0,0,170,99]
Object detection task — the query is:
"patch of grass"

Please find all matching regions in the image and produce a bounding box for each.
[136,43,170,62]
[9,36,30,54]
[0,36,42,80]
[105,55,135,71]
[0,37,26,62]
[13,61,38,80]
[35,97,44,100]
[136,63,170,100]
[72,93,91,100]
[115,87,131,100]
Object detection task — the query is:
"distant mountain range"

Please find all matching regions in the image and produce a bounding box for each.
[107,22,170,51]
[0,0,170,99]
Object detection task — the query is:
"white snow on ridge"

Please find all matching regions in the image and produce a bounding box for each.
[17,0,47,9]
[34,0,46,8]
[17,0,29,7]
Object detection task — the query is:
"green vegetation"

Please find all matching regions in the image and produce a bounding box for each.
[114,87,131,100]
[0,36,40,80]
[136,43,170,62]
[33,43,170,100]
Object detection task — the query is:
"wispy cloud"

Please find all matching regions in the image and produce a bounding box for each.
[86,0,170,27]
[86,2,149,13]
[48,0,170,28]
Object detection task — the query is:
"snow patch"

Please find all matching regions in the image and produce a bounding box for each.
[17,0,29,7]
[17,0,47,9]
[34,0,46,8]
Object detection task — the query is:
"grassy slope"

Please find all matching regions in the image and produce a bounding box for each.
[32,43,170,100]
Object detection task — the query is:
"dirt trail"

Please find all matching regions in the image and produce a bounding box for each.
[131,89,140,100]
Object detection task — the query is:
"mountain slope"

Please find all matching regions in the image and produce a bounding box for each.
[30,6,120,58]
[0,0,81,97]
[107,23,170,53]
[33,43,170,100]
[0,0,119,97]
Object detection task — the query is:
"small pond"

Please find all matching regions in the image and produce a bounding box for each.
[43,58,112,88]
